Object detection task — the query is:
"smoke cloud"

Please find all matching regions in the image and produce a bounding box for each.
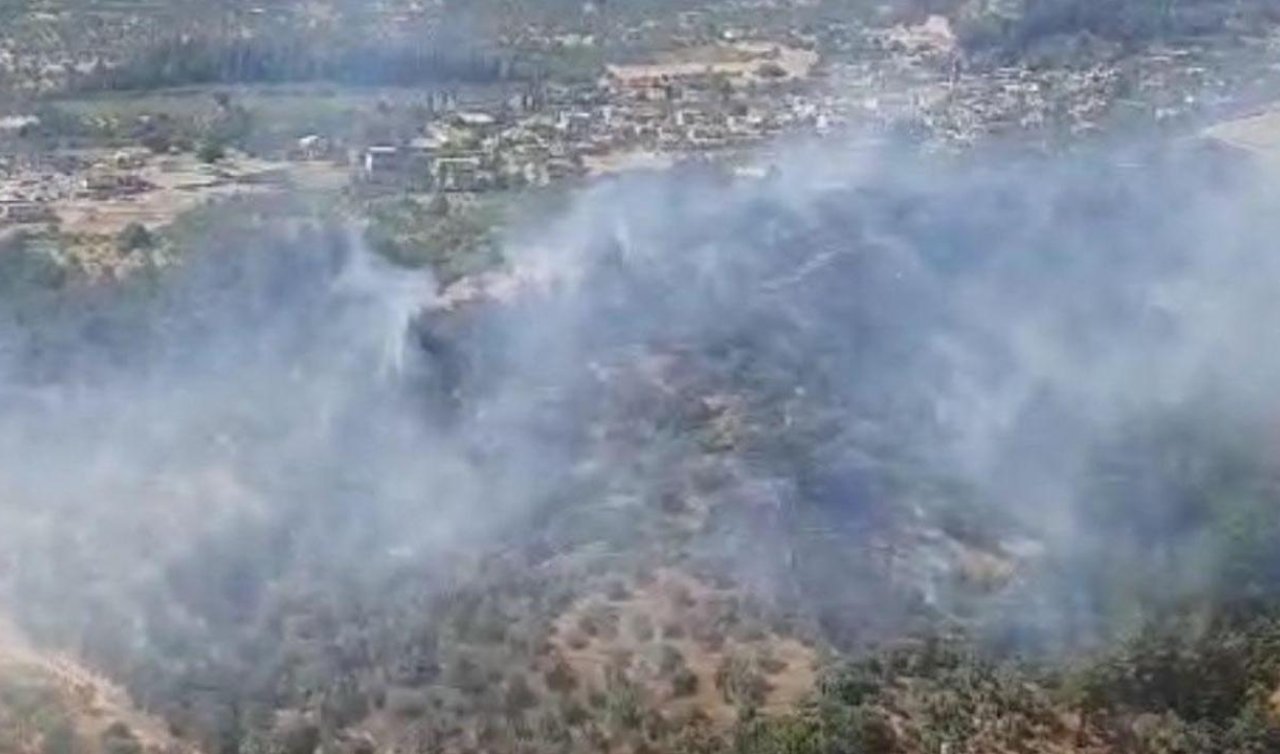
[0,125,1277,715]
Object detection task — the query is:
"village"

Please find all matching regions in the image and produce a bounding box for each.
[3,9,1280,280]
[0,39,828,229]
[346,40,824,189]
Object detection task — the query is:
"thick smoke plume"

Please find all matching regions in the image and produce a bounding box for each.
[0,130,1277,716]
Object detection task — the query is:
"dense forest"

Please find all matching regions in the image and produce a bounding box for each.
[946,0,1280,52]
[8,0,1278,96]
[72,35,524,92]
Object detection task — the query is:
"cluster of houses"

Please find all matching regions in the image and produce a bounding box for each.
[351,43,836,191]
[352,107,589,191]
[0,150,160,229]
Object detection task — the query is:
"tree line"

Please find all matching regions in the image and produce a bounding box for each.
[71,32,532,92]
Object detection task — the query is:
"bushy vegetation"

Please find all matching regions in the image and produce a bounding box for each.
[0,671,75,754]
[955,0,1280,52]
[74,34,525,93]
[0,232,67,293]
[4,132,1280,754]
[712,623,1280,754]
[364,194,507,287]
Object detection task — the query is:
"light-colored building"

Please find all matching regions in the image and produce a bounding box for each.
[434,155,486,192]
[0,200,53,224]
[363,146,401,179]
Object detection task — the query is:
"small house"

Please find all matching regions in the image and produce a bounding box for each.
[363,146,401,179]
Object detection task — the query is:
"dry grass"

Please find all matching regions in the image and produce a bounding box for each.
[0,615,198,754]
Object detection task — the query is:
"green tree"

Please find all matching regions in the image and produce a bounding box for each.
[117,223,156,254]
[198,140,227,164]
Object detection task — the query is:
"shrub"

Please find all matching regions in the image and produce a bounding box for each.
[733,715,825,754]
[658,644,686,676]
[672,669,700,698]
[607,580,633,602]
[40,720,77,754]
[100,723,142,754]
[117,223,156,254]
[578,605,619,640]
[503,674,539,717]
[606,681,644,732]
[426,194,451,217]
[629,614,655,643]
[197,140,227,163]
[758,651,788,676]
[715,655,770,708]
[444,654,487,696]
[385,687,430,719]
[544,658,578,694]
[560,699,590,727]
[272,717,320,754]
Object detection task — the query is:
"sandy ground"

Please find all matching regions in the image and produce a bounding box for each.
[53,155,347,237]
[610,42,819,87]
[583,149,678,176]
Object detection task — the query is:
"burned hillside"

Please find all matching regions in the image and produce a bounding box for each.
[1,131,1279,754]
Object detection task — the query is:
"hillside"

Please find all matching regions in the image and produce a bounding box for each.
[0,136,1276,754]
[0,0,494,95]
[0,618,198,754]
[5,3,1280,754]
